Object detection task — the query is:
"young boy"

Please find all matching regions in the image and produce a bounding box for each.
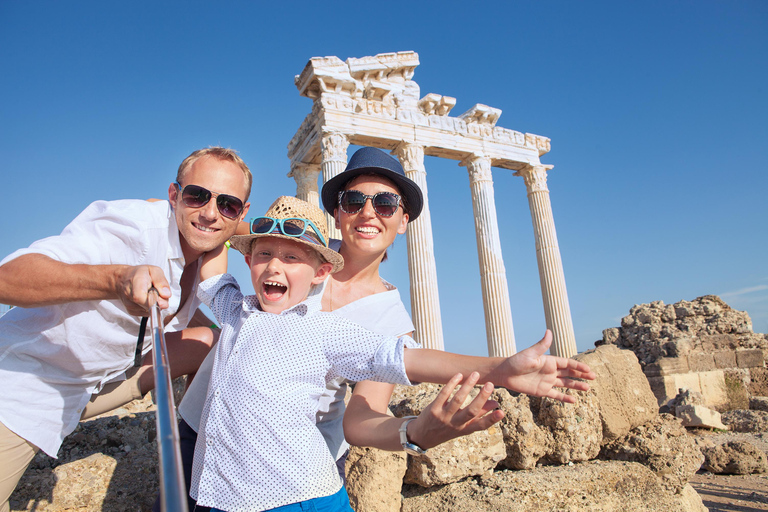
[191,196,594,512]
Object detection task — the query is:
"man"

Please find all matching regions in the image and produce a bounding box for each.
[0,147,251,511]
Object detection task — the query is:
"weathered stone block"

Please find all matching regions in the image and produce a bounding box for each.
[750,396,768,412]
[676,404,727,429]
[702,440,768,474]
[573,345,658,443]
[346,446,406,512]
[647,373,702,406]
[401,461,707,512]
[714,350,737,369]
[644,357,690,377]
[748,367,768,396]
[494,390,548,470]
[599,414,704,493]
[699,370,729,408]
[533,390,602,464]
[404,425,505,486]
[688,352,716,372]
[736,348,764,368]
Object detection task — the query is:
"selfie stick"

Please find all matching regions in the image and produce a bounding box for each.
[148,287,188,512]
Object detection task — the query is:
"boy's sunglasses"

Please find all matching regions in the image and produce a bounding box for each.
[174,182,245,220]
[250,217,327,247]
[337,190,401,217]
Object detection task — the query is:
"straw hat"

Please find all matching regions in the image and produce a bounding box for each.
[229,196,344,273]
[321,147,424,222]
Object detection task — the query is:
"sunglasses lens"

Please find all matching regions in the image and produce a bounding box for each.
[181,185,210,208]
[217,195,244,219]
[340,191,366,213]
[373,193,399,216]
[251,218,276,234]
[281,219,306,236]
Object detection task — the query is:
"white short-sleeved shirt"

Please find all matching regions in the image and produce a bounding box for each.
[0,200,199,456]
[191,274,416,512]
[177,275,414,461]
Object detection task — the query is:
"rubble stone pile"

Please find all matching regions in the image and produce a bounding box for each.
[598,295,768,410]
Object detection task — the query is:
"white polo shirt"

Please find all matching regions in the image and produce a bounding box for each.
[0,199,199,457]
[191,274,416,512]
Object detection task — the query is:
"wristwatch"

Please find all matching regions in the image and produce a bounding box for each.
[399,416,428,456]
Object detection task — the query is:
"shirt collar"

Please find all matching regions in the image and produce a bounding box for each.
[165,201,186,263]
[242,285,323,316]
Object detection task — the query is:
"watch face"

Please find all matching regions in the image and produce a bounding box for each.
[403,442,426,456]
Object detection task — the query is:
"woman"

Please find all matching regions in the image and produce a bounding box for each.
[318,146,502,460]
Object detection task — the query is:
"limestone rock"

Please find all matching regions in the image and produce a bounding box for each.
[701,440,768,474]
[392,381,506,486]
[345,446,406,512]
[11,411,159,512]
[401,461,707,512]
[574,344,658,442]
[493,389,548,470]
[722,409,768,432]
[600,414,704,493]
[531,390,602,464]
[676,404,728,429]
[749,396,768,412]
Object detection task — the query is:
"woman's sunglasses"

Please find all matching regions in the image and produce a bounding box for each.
[337,190,401,217]
[250,217,327,247]
[174,182,245,220]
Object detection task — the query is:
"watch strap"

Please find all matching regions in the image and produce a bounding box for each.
[399,416,427,455]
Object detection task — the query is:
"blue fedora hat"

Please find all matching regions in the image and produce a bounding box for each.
[321,147,424,222]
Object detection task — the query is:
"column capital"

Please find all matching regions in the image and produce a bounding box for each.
[320,132,350,163]
[392,141,424,172]
[459,153,493,183]
[514,164,554,192]
[288,161,322,188]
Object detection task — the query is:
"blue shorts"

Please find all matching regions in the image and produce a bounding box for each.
[210,486,353,512]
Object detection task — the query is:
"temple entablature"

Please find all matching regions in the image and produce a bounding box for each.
[289,52,550,172]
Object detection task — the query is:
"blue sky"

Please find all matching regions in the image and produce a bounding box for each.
[1,1,766,356]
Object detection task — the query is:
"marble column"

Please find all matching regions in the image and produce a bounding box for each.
[460,154,516,356]
[288,161,322,208]
[515,164,577,357]
[393,142,444,350]
[320,132,349,240]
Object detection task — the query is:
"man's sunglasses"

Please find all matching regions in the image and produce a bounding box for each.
[174,183,245,219]
[250,217,327,247]
[337,190,401,217]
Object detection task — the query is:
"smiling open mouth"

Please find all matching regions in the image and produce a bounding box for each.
[263,281,287,301]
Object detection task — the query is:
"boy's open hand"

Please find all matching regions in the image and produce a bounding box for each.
[406,371,504,450]
[493,330,596,404]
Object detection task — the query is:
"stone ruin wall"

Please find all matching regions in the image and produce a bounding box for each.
[598,295,768,410]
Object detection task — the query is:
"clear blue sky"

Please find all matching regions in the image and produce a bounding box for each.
[1,1,766,356]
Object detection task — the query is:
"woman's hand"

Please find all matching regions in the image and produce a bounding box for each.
[405,372,504,450]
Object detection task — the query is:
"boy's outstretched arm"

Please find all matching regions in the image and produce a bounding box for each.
[403,330,596,404]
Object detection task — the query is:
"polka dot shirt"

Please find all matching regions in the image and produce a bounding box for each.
[190,274,415,512]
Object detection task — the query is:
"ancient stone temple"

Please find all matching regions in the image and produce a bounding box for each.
[287,51,576,357]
